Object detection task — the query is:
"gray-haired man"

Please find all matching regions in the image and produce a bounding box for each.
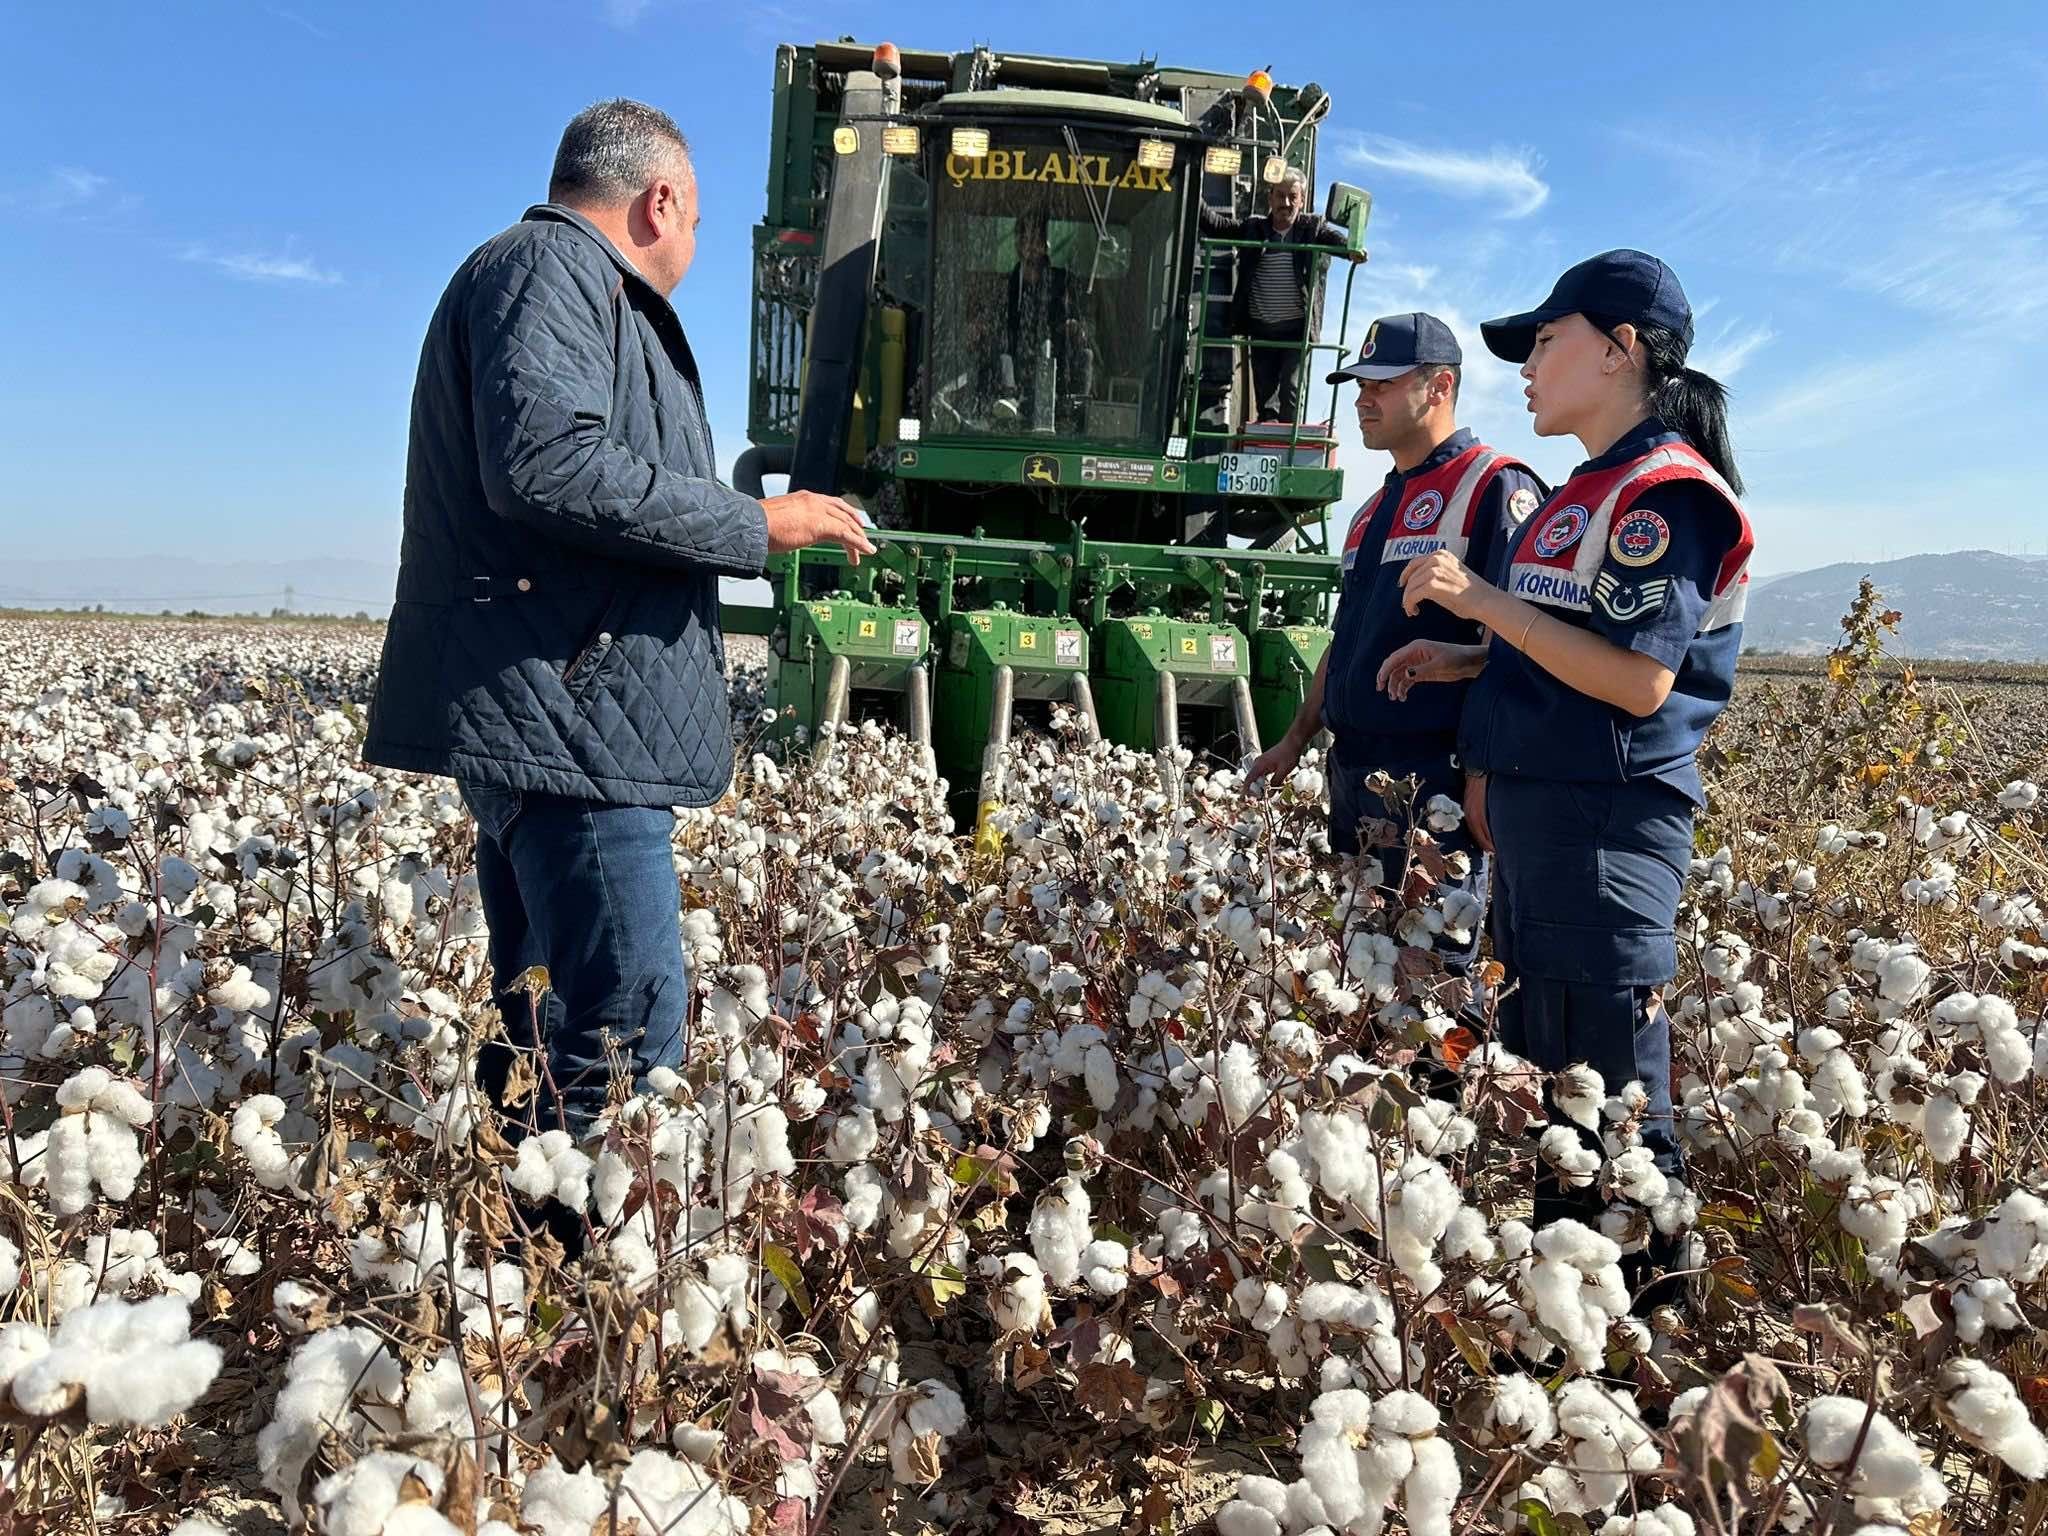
[366,100,872,1137]
[1200,168,1362,422]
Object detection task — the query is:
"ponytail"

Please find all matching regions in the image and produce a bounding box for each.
[1588,315,1744,496]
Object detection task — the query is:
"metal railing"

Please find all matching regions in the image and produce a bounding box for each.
[1183,233,1363,466]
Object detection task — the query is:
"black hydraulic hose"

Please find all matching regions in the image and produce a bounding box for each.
[733,443,794,499]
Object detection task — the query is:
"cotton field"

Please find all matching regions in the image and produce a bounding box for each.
[3,593,2047,1536]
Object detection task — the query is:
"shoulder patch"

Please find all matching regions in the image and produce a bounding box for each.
[1609,508,1672,568]
[1593,570,1673,622]
[1531,504,1589,559]
[1507,486,1541,524]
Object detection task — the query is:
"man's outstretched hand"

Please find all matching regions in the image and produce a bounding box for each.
[1245,733,1307,790]
[762,491,877,564]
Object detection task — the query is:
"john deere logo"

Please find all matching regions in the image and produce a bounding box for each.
[1023,454,1061,486]
[1162,463,1182,484]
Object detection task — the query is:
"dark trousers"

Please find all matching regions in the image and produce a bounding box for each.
[1329,740,1486,975]
[460,781,689,1136]
[1248,314,1309,421]
[1487,773,1691,1306]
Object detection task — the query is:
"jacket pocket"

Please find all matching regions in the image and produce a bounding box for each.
[562,591,631,700]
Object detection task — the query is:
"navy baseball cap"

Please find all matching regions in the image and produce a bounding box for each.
[1326,311,1462,383]
[1480,249,1694,363]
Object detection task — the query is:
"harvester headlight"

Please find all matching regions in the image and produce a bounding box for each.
[1166,436,1188,460]
[1202,145,1242,176]
[949,126,989,158]
[882,125,920,156]
[1262,153,1289,185]
[898,417,922,442]
[1136,137,1175,171]
[832,126,859,156]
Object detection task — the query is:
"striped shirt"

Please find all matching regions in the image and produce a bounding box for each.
[1248,245,1304,326]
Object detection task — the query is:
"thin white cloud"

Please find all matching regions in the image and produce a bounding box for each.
[1623,123,2048,337]
[180,245,343,285]
[50,166,108,203]
[1690,316,1776,381]
[1337,133,1549,218]
[601,0,652,26]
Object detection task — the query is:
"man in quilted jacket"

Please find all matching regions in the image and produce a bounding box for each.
[365,99,872,1138]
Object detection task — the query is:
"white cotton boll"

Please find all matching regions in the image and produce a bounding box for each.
[1539,1126,1603,1190]
[208,964,272,1014]
[825,1105,879,1164]
[168,1520,230,1536]
[1082,1239,1129,1297]
[1599,1508,1697,1536]
[8,1295,221,1427]
[1424,794,1463,832]
[1217,1040,1268,1127]
[230,1095,294,1190]
[1084,1042,1120,1113]
[1216,1499,1282,1536]
[1405,1435,1460,1536]
[1475,1373,1556,1449]
[1386,1154,1460,1289]
[1924,1094,1970,1164]
[1555,1064,1606,1131]
[1029,1176,1092,1289]
[1937,1359,2048,1477]
[1878,949,1931,1004]
[1804,1397,1934,1502]
[1999,780,2039,811]
[521,1457,611,1535]
[1954,1277,2025,1342]
[1233,1276,1288,1333]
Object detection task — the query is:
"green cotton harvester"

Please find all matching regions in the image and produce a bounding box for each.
[722,39,1372,837]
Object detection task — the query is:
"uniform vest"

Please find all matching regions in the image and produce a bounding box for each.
[1458,436,1754,803]
[1501,441,1753,634]
[1325,440,1536,751]
[1342,444,1525,575]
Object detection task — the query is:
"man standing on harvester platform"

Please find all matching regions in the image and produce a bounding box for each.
[1248,312,1544,965]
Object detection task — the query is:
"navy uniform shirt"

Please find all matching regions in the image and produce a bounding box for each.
[1321,428,1545,756]
[1458,418,1746,804]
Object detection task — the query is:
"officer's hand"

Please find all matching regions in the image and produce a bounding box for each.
[762,491,878,565]
[1463,772,1494,854]
[1377,640,1458,701]
[1245,734,1306,790]
[1400,549,1486,619]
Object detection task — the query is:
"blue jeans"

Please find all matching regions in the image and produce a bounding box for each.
[459,782,689,1136]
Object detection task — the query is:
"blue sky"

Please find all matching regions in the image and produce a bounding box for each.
[3,0,2044,586]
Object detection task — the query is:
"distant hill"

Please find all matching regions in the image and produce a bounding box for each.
[1743,550,2048,660]
[0,556,399,617]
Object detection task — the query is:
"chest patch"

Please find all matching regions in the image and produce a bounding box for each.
[1609,509,1672,567]
[1531,504,1589,559]
[1400,489,1444,531]
[1507,486,1541,523]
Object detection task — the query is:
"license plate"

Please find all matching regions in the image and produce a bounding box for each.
[1217,451,1280,496]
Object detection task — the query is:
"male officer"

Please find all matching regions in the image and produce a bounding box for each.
[1248,314,1544,948]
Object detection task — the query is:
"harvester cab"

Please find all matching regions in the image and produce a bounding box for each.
[725,40,1372,829]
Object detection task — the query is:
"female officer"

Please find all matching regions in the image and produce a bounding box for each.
[1378,250,1753,1274]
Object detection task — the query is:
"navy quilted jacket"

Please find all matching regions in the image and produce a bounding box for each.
[364,204,767,806]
